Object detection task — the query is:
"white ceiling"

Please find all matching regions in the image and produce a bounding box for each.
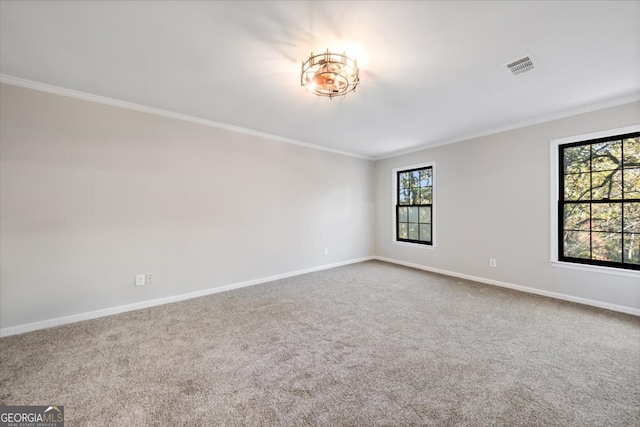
[1,1,639,159]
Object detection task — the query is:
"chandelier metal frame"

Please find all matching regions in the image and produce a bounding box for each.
[300,49,360,99]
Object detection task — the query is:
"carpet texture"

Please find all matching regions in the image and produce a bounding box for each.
[1,260,639,426]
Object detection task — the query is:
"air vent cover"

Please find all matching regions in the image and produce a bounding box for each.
[507,56,534,75]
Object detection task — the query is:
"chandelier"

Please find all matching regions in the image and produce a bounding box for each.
[300,49,360,98]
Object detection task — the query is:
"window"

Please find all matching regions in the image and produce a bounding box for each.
[395,164,434,245]
[558,130,640,271]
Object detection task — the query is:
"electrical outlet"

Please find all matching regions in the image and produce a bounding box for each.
[323,248,329,256]
[135,274,146,286]
[146,273,154,284]
[489,258,497,268]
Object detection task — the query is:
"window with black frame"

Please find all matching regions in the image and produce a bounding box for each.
[396,166,433,245]
[559,131,640,270]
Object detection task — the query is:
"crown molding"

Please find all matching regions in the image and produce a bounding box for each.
[375,91,640,160]
[0,74,373,161]
[3,74,637,163]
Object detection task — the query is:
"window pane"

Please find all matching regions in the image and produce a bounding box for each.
[592,140,622,171]
[623,137,640,165]
[419,224,431,242]
[591,203,622,232]
[564,173,590,200]
[399,181,407,203]
[564,145,591,174]
[419,169,432,187]
[563,203,590,231]
[399,188,410,204]
[592,232,622,262]
[623,202,640,233]
[563,231,590,259]
[410,188,420,204]
[398,223,408,239]
[408,224,419,240]
[419,206,431,224]
[419,188,432,204]
[408,207,419,223]
[592,169,622,200]
[399,173,411,203]
[410,171,421,191]
[623,168,640,199]
[623,233,640,264]
[398,207,408,222]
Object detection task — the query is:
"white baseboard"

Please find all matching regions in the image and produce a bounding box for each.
[374,256,640,317]
[3,254,635,337]
[0,256,375,337]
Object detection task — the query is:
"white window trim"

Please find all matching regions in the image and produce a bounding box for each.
[392,161,437,249]
[549,124,640,278]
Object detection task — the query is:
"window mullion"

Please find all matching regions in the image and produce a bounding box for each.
[621,142,625,264]
[589,144,593,261]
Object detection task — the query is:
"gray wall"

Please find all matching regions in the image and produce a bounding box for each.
[0,84,375,328]
[375,101,640,312]
[2,82,639,332]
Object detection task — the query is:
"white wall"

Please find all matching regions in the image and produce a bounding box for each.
[0,83,375,330]
[375,101,640,313]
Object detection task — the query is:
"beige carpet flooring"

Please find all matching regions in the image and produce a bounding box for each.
[1,260,639,426]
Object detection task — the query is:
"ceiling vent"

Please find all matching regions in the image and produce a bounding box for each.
[507,56,534,75]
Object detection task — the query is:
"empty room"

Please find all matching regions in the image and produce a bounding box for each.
[1,1,639,426]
